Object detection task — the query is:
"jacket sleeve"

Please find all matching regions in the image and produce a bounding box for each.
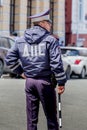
[5,42,23,75]
[49,40,67,86]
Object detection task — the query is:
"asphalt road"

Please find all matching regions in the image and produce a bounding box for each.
[0,78,87,130]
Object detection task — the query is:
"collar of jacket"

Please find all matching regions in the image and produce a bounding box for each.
[34,25,51,34]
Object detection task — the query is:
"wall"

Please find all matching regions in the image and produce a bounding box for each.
[0,0,65,39]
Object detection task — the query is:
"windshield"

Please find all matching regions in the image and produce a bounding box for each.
[61,49,79,56]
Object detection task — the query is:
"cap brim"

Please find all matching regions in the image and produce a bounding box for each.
[28,9,51,19]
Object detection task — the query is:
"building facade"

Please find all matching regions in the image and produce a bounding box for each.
[0,0,65,44]
[65,0,87,47]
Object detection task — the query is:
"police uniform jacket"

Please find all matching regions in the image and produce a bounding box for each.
[5,25,67,86]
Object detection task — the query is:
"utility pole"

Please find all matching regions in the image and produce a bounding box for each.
[76,0,79,47]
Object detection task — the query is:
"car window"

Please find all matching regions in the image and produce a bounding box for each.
[61,49,79,56]
[61,49,67,54]
[0,37,10,48]
[66,50,79,56]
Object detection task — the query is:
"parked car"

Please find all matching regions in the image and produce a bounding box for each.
[60,46,87,79]
[0,36,15,77]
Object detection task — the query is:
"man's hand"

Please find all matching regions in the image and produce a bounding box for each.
[21,73,26,79]
[57,86,65,94]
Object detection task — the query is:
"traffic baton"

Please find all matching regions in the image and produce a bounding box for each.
[58,94,62,128]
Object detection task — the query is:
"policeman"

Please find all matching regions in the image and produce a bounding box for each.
[5,9,67,130]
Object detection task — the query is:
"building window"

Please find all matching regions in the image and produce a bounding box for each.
[27,0,32,28]
[78,0,83,21]
[50,0,54,33]
[10,0,15,34]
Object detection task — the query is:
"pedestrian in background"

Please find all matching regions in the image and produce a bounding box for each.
[5,9,67,130]
[11,31,19,41]
[59,40,64,46]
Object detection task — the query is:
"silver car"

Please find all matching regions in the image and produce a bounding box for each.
[0,36,15,77]
[60,46,87,79]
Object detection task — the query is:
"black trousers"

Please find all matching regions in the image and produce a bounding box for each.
[25,78,59,130]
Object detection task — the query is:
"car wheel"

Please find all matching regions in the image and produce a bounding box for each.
[66,66,71,79]
[0,60,4,77]
[79,67,86,79]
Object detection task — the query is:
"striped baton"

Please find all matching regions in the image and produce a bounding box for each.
[58,94,62,128]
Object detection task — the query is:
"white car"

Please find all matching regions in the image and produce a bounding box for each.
[60,46,87,79]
